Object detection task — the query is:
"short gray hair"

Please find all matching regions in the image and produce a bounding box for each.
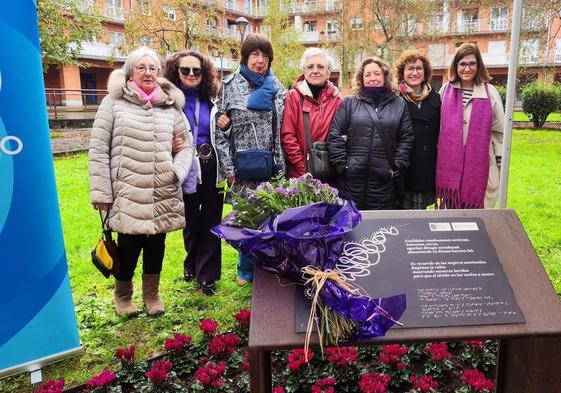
[122,46,162,78]
[300,47,333,71]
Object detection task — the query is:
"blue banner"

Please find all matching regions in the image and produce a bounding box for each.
[0,0,81,376]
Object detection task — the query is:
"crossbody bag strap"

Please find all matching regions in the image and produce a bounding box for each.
[363,103,396,171]
[301,95,313,166]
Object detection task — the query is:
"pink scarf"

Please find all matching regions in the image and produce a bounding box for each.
[129,80,162,104]
[436,83,493,209]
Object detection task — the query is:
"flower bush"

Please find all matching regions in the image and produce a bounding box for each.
[40,310,497,393]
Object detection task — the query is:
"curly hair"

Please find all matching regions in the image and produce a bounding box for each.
[163,51,219,99]
[394,49,433,84]
[350,57,396,97]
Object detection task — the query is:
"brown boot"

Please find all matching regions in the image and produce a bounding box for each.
[114,279,138,317]
[142,274,164,316]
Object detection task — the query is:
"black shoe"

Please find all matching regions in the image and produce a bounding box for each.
[199,281,216,296]
[183,271,194,282]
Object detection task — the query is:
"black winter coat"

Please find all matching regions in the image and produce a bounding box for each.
[327,93,414,210]
[401,90,441,193]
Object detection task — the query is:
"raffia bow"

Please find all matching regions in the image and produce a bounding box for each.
[301,266,359,361]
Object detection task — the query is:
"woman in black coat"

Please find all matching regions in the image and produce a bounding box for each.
[395,50,441,209]
[327,56,414,210]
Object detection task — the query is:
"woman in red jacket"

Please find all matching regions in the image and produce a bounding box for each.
[280,47,340,179]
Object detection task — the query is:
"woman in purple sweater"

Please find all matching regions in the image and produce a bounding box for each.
[164,51,223,295]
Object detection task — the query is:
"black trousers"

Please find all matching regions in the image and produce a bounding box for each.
[183,154,224,283]
[115,233,166,281]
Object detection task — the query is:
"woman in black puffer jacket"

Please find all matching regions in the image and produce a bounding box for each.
[328,57,414,210]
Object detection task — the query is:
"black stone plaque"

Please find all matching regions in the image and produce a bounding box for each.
[295,217,524,332]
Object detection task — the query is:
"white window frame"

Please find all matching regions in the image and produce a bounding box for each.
[556,38,561,63]
[163,6,176,21]
[490,7,508,31]
[109,31,125,46]
[428,14,443,33]
[303,21,317,32]
[520,39,539,63]
[138,0,151,16]
[350,17,364,31]
[460,10,479,33]
[140,35,153,47]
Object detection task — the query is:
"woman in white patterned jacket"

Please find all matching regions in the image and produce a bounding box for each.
[89,46,194,317]
[215,33,287,286]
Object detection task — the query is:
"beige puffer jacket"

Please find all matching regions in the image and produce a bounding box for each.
[89,69,194,234]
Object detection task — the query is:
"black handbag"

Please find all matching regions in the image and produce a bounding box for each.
[232,100,278,181]
[234,148,273,180]
[364,104,406,200]
[91,211,120,278]
[303,111,335,180]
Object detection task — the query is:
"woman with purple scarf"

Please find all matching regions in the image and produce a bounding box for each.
[164,51,223,296]
[328,57,414,210]
[436,43,505,209]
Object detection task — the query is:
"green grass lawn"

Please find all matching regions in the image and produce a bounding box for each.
[1,129,560,392]
[513,111,561,122]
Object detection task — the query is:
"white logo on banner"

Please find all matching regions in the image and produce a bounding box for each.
[0,69,24,156]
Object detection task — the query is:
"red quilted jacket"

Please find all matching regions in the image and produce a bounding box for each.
[280,75,341,178]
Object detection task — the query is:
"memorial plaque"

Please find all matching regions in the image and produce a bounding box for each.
[296,217,524,332]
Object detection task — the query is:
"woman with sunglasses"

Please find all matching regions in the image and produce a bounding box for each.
[164,51,223,296]
[214,33,287,286]
[89,46,194,316]
[436,43,505,209]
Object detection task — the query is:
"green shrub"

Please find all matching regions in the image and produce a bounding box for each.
[520,81,561,127]
[495,85,507,108]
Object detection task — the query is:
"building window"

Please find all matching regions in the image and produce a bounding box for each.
[429,14,443,33]
[458,10,478,33]
[350,17,364,30]
[163,6,176,21]
[207,17,219,30]
[520,39,539,63]
[326,20,339,39]
[374,15,388,30]
[140,35,153,47]
[490,7,508,31]
[304,21,317,32]
[138,0,151,15]
[428,43,446,67]
[401,14,416,35]
[522,7,546,30]
[556,39,561,63]
[109,31,125,46]
[106,0,123,20]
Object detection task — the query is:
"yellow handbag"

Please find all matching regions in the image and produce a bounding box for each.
[91,211,120,278]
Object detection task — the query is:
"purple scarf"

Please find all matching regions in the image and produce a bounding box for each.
[436,83,493,209]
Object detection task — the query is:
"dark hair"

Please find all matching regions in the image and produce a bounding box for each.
[163,51,219,99]
[394,49,433,83]
[240,33,274,69]
[351,57,396,96]
[448,43,491,85]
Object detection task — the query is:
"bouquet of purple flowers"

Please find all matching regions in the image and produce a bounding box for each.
[212,175,406,351]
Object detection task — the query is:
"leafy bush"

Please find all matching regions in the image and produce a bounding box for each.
[520,81,561,127]
[494,85,506,108]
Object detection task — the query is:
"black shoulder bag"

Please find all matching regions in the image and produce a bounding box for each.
[232,100,279,181]
[302,109,335,180]
[363,103,406,200]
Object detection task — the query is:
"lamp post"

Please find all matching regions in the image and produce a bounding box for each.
[235,16,249,46]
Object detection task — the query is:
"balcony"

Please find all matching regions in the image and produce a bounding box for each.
[203,26,241,41]
[76,41,126,61]
[104,5,124,22]
[457,20,479,33]
[301,31,319,43]
[482,53,508,66]
[555,53,561,63]
[281,1,341,14]
[210,56,239,72]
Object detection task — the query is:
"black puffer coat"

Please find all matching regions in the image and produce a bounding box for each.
[327,93,414,210]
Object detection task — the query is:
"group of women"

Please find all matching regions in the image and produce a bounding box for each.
[89,33,504,317]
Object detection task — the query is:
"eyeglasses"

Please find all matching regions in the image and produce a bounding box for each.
[405,66,424,74]
[134,66,159,74]
[304,64,327,72]
[458,61,477,69]
[179,67,203,77]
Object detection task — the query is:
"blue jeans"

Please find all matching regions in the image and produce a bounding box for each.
[237,252,254,282]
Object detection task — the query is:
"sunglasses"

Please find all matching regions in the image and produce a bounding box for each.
[179,67,202,76]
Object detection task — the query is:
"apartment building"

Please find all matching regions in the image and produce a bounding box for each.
[45,1,561,106]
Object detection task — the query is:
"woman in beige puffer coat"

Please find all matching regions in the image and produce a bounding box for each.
[89,47,194,317]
